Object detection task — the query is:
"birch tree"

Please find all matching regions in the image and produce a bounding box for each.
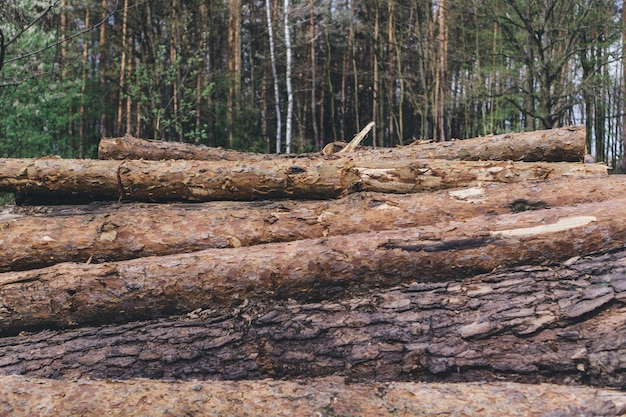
[265,0,282,153]
[284,0,293,154]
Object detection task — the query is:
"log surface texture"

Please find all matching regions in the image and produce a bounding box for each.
[3,176,626,272]
[0,157,606,205]
[0,248,625,387]
[98,126,586,162]
[2,198,626,333]
[1,376,624,417]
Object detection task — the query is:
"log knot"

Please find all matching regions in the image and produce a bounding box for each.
[285,166,307,175]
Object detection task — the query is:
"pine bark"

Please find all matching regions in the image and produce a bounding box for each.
[1,248,625,387]
[98,126,586,162]
[1,376,624,417]
[1,198,626,334]
[2,176,626,272]
[0,157,606,205]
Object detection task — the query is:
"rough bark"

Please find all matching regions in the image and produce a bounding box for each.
[2,199,626,334]
[99,126,586,162]
[3,176,626,272]
[99,134,257,160]
[0,157,607,205]
[369,125,585,162]
[1,376,624,417]
[1,249,626,388]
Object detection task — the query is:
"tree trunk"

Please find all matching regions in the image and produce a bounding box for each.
[98,126,586,162]
[3,176,626,272]
[99,134,257,161]
[0,157,606,205]
[116,0,129,136]
[227,0,241,148]
[266,0,282,153]
[1,247,626,387]
[284,0,293,154]
[1,198,626,334]
[1,376,624,417]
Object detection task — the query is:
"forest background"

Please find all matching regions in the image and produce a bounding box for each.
[1,0,625,169]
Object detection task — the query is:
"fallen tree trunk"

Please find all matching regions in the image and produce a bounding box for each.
[3,176,626,272]
[1,376,624,417]
[2,199,626,334]
[99,126,586,162]
[0,157,607,205]
[98,133,257,161]
[1,249,625,387]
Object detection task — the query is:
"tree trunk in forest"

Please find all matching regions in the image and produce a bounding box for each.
[98,126,586,162]
[116,0,129,136]
[1,198,626,334]
[434,0,447,141]
[77,7,90,159]
[284,0,293,153]
[99,0,108,138]
[227,0,241,148]
[309,0,319,151]
[1,376,624,417]
[3,176,626,272]
[372,4,379,147]
[0,157,606,205]
[1,248,626,387]
[266,0,282,153]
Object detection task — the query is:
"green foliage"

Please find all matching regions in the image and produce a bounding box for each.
[0,0,89,158]
[0,0,624,159]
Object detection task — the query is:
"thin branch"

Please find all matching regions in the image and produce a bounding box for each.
[5,1,59,47]
[0,27,5,72]
[3,1,119,66]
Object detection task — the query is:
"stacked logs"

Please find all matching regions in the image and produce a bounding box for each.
[1,125,625,416]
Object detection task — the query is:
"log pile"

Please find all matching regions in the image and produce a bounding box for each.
[1,125,625,415]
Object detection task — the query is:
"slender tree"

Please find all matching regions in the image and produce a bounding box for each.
[284,0,293,154]
[265,0,282,153]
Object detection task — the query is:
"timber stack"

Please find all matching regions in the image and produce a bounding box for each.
[0,125,625,416]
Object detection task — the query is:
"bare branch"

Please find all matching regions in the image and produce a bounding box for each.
[0,27,5,72]
[2,1,119,67]
[5,0,60,47]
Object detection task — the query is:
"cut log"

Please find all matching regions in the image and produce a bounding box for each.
[99,126,586,162]
[0,157,607,205]
[1,376,624,417]
[1,249,625,387]
[3,176,626,272]
[2,199,626,334]
[98,133,257,161]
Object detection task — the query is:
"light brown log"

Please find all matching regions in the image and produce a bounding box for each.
[98,133,257,160]
[0,250,625,387]
[1,376,624,417]
[0,157,607,205]
[385,125,586,161]
[3,175,626,272]
[1,198,626,334]
[99,126,586,162]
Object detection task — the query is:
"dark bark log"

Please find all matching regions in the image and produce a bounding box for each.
[1,249,625,388]
[1,199,626,334]
[2,176,626,272]
[0,157,607,205]
[1,376,624,417]
[99,126,586,162]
